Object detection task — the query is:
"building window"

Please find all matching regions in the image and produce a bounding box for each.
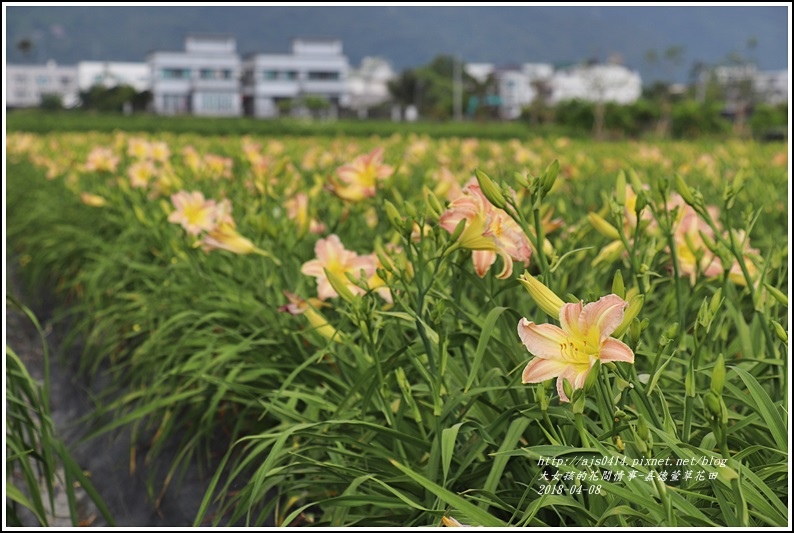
[263,70,278,80]
[15,74,28,84]
[36,75,50,86]
[285,70,298,80]
[162,94,188,113]
[308,71,340,81]
[161,68,191,80]
[200,93,234,112]
[200,69,233,80]
[61,76,72,87]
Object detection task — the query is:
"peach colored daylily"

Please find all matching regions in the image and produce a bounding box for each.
[301,234,376,301]
[440,178,531,279]
[167,190,220,236]
[84,147,119,173]
[519,294,634,402]
[668,193,723,285]
[329,147,394,201]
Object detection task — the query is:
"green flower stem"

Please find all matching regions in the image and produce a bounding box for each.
[614,208,645,296]
[693,202,779,366]
[542,411,563,444]
[574,412,591,448]
[681,394,695,444]
[656,200,687,352]
[532,207,550,279]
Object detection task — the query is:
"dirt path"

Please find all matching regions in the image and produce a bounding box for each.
[5,258,229,527]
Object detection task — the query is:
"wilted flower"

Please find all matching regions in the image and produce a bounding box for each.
[519,294,634,402]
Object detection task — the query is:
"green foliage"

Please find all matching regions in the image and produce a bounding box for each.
[39,93,63,112]
[79,84,150,113]
[5,300,114,526]
[671,99,731,138]
[6,129,789,527]
[749,103,788,140]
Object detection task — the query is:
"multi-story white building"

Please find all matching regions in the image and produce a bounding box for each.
[347,56,395,118]
[6,60,79,108]
[148,34,241,116]
[77,61,151,92]
[241,38,350,118]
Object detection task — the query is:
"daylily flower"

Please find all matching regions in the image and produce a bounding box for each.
[518,294,634,402]
[329,147,394,201]
[150,141,171,163]
[128,160,157,189]
[198,222,257,255]
[84,147,119,173]
[440,178,531,279]
[167,190,220,236]
[301,234,377,301]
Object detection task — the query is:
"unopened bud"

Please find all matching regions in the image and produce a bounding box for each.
[518,272,565,319]
[710,354,726,395]
[612,269,626,300]
[588,212,621,240]
[475,168,507,209]
[613,294,644,339]
[674,174,695,205]
[615,170,627,206]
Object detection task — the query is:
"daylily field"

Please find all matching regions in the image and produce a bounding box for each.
[5,129,789,527]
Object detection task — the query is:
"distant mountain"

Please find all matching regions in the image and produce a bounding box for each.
[5,5,789,85]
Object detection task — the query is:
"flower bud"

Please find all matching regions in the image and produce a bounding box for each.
[771,320,788,343]
[611,269,626,300]
[613,294,644,339]
[588,212,621,240]
[518,271,565,319]
[710,353,726,395]
[764,283,788,307]
[384,200,404,231]
[615,170,627,206]
[541,159,560,196]
[324,268,358,304]
[475,168,507,209]
[674,174,696,206]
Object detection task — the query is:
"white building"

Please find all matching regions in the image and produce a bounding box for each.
[241,38,350,118]
[496,63,555,119]
[549,63,642,106]
[6,60,79,108]
[753,70,788,105]
[347,56,395,118]
[148,34,241,116]
[77,61,151,92]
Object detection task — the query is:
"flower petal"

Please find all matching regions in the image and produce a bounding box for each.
[472,250,496,277]
[556,364,590,403]
[599,338,634,364]
[579,294,628,342]
[559,301,584,338]
[522,357,568,384]
[517,318,568,360]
